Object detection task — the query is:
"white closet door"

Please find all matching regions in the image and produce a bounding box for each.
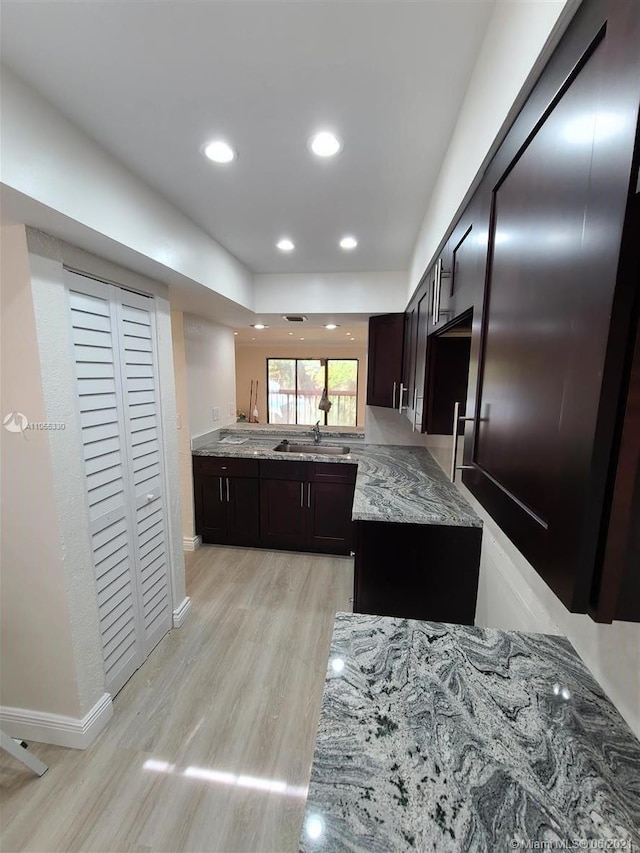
[68,274,143,696]
[114,288,173,658]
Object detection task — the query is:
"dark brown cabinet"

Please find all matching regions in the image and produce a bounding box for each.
[259,460,308,551]
[193,456,260,545]
[366,313,405,408]
[462,0,640,614]
[307,462,357,554]
[260,460,356,555]
[353,521,482,625]
[194,456,356,556]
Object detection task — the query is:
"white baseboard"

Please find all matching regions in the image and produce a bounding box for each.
[183,535,202,551]
[173,596,192,628]
[0,691,113,750]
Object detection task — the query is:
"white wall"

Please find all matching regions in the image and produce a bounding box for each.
[0,225,84,718]
[171,310,196,543]
[408,0,576,299]
[183,314,237,438]
[254,271,407,315]
[0,65,254,311]
[365,406,640,738]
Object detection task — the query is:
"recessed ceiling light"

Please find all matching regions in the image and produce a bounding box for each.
[288,332,294,336]
[300,337,305,341]
[251,324,269,330]
[234,332,238,335]
[339,236,358,250]
[325,324,339,330]
[309,131,342,158]
[203,139,236,163]
[277,238,295,252]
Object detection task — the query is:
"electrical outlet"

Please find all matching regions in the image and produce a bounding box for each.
[213,407,220,422]
[176,413,182,429]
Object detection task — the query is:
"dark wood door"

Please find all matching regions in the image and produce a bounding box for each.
[306,481,355,555]
[465,0,640,612]
[259,478,307,551]
[402,307,417,425]
[226,477,260,546]
[366,313,405,408]
[412,291,430,432]
[195,473,227,544]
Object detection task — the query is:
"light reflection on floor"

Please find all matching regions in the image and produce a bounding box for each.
[143,757,309,798]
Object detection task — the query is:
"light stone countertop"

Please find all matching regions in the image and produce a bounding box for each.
[192,429,481,528]
[299,613,640,852]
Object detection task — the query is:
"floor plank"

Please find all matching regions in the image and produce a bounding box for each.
[0,546,353,853]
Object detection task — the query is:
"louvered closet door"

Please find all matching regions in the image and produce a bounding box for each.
[114,289,173,658]
[68,275,143,695]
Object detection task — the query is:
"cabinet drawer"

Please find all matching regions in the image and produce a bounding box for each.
[260,459,308,481]
[308,462,357,485]
[194,456,259,478]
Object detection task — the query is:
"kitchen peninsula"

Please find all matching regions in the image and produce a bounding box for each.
[192,426,482,624]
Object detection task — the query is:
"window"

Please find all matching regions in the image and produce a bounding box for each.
[267,358,359,426]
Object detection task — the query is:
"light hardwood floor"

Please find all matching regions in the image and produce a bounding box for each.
[0,546,353,852]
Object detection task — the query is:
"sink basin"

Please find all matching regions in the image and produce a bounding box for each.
[274,442,351,455]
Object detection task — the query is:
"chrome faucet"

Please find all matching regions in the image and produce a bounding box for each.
[312,421,321,444]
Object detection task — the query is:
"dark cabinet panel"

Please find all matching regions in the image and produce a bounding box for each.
[366,313,405,408]
[307,481,356,555]
[353,521,482,625]
[401,307,418,424]
[259,478,307,551]
[226,477,260,546]
[195,472,227,543]
[464,1,640,612]
[193,457,260,546]
[425,331,471,435]
[412,291,430,432]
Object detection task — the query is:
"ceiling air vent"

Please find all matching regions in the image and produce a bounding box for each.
[282,315,308,323]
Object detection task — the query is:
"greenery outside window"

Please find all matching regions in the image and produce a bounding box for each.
[267,358,358,426]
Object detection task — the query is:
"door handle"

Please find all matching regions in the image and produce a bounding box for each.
[398,383,408,412]
[307,482,311,508]
[450,401,475,482]
[219,477,223,502]
[226,477,230,502]
[300,482,304,507]
[392,381,397,409]
[412,387,419,432]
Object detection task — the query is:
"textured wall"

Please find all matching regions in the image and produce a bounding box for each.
[0,226,82,717]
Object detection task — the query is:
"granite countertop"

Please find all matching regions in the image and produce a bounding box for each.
[192,430,481,528]
[300,613,640,852]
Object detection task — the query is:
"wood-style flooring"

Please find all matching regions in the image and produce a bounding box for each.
[0,546,353,852]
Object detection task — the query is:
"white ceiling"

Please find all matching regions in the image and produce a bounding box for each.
[0,0,495,276]
[234,321,368,346]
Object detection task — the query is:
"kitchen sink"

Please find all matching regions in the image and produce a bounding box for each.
[274,442,351,455]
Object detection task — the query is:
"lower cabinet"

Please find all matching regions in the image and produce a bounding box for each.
[193,456,260,546]
[194,456,356,555]
[353,521,482,625]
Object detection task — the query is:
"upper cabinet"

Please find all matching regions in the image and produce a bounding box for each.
[366,313,405,408]
[403,0,640,621]
[462,0,640,616]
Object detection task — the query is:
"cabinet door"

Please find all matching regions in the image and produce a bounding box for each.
[412,291,430,432]
[401,307,417,423]
[306,481,355,555]
[465,4,640,612]
[366,313,405,407]
[195,472,227,543]
[259,478,307,551]
[226,477,260,546]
